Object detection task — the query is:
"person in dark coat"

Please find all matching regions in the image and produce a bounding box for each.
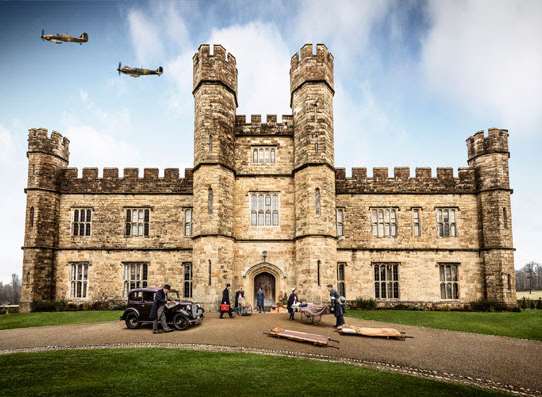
[151,284,173,334]
[220,283,233,319]
[327,284,345,328]
[287,288,298,320]
[256,286,265,313]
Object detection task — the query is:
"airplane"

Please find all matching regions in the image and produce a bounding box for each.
[41,29,88,44]
[117,62,164,78]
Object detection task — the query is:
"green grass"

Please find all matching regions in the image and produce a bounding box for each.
[347,309,542,340]
[0,310,122,330]
[0,348,509,397]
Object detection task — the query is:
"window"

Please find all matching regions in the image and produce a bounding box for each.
[183,262,193,298]
[125,208,149,237]
[251,146,276,164]
[123,262,148,296]
[412,208,421,237]
[250,192,279,227]
[208,134,212,152]
[503,207,508,229]
[315,188,321,216]
[317,260,321,286]
[208,188,213,215]
[336,208,344,237]
[70,262,89,298]
[72,208,92,236]
[184,208,192,237]
[506,273,512,290]
[208,260,212,286]
[29,207,34,228]
[437,208,457,237]
[371,208,397,238]
[337,263,346,298]
[439,263,459,299]
[374,263,399,299]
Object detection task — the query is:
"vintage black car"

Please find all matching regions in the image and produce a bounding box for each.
[120,288,204,330]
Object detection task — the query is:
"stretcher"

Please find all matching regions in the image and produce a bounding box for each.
[337,325,411,340]
[295,303,330,325]
[265,327,339,348]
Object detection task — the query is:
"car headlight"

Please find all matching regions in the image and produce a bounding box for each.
[186,304,191,311]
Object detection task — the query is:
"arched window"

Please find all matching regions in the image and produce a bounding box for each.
[208,188,213,214]
[315,188,321,216]
[253,148,258,163]
[259,148,264,164]
[29,207,34,228]
[250,194,257,226]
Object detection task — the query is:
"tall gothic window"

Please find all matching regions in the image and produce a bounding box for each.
[315,188,321,216]
[73,208,92,236]
[208,188,213,215]
[371,208,397,238]
[337,263,346,298]
[184,208,192,237]
[336,208,344,237]
[183,262,193,298]
[374,263,399,299]
[125,208,149,237]
[412,208,421,237]
[70,262,89,298]
[123,262,148,296]
[436,208,457,237]
[252,146,276,164]
[439,263,459,299]
[250,192,279,227]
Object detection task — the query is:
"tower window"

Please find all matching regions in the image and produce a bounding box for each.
[184,208,192,237]
[503,207,508,229]
[436,208,457,237]
[125,208,150,237]
[29,207,34,228]
[72,208,92,236]
[208,260,212,286]
[123,262,148,297]
[250,192,279,227]
[336,208,344,237]
[412,208,421,237]
[315,188,321,216]
[374,263,399,299]
[317,260,321,286]
[70,262,89,299]
[371,208,397,238]
[208,188,213,215]
[439,263,459,299]
[251,146,277,165]
[183,262,193,298]
[208,134,212,152]
[337,263,346,298]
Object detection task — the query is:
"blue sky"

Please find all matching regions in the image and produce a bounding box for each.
[0,0,541,283]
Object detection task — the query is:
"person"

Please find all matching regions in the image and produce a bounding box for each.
[220,283,233,319]
[287,288,298,320]
[256,286,265,313]
[234,287,245,314]
[327,284,345,328]
[151,284,173,334]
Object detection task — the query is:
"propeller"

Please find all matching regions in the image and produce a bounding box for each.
[117,62,122,76]
[40,29,45,40]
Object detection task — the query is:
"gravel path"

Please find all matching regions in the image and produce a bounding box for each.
[1,313,540,396]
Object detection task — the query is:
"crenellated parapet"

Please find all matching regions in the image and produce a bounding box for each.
[59,167,193,194]
[335,166,476,194]
[235,114,293,136]
[290,43,334,97]
[28,128,70,162]
[193,44,238,99]
[466,128,509,162]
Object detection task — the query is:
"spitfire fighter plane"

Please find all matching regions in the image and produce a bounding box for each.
[41,29,88,44]
[117,62,164,78]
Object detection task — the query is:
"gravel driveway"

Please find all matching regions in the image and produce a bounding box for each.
[1,313,540,396]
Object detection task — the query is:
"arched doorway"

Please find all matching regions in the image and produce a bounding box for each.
[254,272,276,308]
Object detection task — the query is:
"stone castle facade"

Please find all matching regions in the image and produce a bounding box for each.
[20,44,516,311]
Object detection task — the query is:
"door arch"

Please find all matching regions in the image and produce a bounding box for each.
[254,272,276,308]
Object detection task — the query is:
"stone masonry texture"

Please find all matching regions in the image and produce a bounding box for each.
[19,43,516,311]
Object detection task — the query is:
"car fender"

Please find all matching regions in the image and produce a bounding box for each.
[120,307,140,320]
[178,309,190,317]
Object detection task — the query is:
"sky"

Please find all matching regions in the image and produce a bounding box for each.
[0,0,541,283]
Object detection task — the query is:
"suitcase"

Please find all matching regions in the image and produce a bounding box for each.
[220,303,230,312]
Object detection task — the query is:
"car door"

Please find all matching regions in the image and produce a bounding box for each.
[142,291,154,320]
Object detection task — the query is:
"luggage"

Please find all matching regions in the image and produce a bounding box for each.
[220,303,230,312]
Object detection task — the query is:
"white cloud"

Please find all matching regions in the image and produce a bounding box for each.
[421,0,542,133]
[127,8,165,65]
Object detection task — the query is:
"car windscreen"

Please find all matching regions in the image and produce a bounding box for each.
[168,291,180,301]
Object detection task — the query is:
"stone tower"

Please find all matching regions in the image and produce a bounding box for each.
[467,128,516,305]
[291,44,337,302]
[191,44,237,307]
[20,128,69,311]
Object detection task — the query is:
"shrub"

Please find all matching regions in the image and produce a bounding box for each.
[31,300,56,312]
[351,297,377,310]
[537,298,542,310]
[469,299,508,312]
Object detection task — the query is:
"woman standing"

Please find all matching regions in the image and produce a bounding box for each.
[256,286,265,313]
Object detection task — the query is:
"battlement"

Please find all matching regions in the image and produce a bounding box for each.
[466,128,509,162]
[193,44,238,95]
[59,167,193,194]
[28,128,70,161]
[335,166,476,194]
[290,43,334,95]
[235,114,294,136]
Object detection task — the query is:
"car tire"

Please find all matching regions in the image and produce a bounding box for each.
[125,312,140,329]
[173,313,190,330]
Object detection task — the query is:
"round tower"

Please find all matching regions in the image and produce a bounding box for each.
[21,128,70,311]
[191,44,237,309]
[467,128,515,306]
[290,44,337,302]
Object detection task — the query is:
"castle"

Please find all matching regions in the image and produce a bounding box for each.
[20,44,516,311]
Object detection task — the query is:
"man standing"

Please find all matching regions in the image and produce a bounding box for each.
[287,288,298,320]
[327,284,345,328]
[220,283,233,319]
[256,286,265,313]
[151,284,173,334]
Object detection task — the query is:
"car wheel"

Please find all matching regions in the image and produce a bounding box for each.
[125,312,140,329]
[173,313,190,330]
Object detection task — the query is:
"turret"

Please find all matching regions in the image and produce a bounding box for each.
[291,44,337,302]
[21,128,70,311]
[466,128,515,305]
[191,44,237,309]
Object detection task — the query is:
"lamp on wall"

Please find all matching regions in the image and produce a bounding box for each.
[262,250,268,263]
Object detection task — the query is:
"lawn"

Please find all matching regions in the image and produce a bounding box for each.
[347,309,542,340]
[0,310,122,330]
[0,348,510,397]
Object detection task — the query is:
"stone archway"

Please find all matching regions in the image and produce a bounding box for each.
[253,272,276,307]
[243,261,285,308]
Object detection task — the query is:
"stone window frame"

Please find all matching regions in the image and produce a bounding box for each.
[251,145,277,165]
[438,262,460,300]
[317,260,321,286]
[249,192,279,227]
[29,206,35,228]
[411,207,421,237]
[208,188,213,215]
[72,207,92,237]
[69,261,89,299]
[502,207,509,229]
[337,262,346,298]
[336,208,345,237]
[370,207,398,238]
[183,262,193,299]
[436,207,458,238]
[315,188,321,216]
[125,208,150,237]
[373,262,400,300]
[184,207,192,237]
[123,262,148,297]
